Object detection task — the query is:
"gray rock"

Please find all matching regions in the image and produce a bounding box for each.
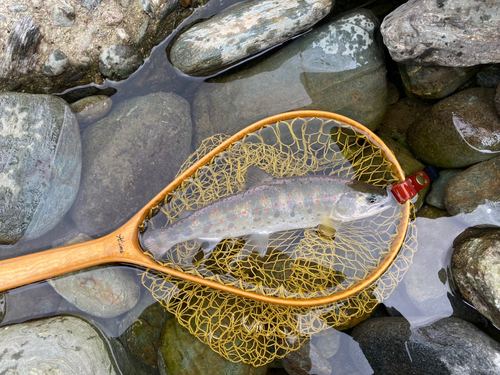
[0,316,118,374]
[193,9,387,146]
[9,3,27,12]
[399,64,479,99]
[0,93,81,244]
[99,44,143,81]
[70,92,192,237]
[170,0,333,76]
[477,65,500,88]
[52,1,76,27]
[158,314,268,375]
[314,328,341,359]
[426,169,464,210]
[444,156,500,216]
[76,0,102,12]
[352,317,500,374]
[70,94,113,128]
[282,340,332,375]
[381,0,500,67]
[43,50,70,76]
[407,88,500,168]
[452,228,500,326]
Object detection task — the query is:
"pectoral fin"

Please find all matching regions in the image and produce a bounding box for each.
[199,238,222,254]
[318,217,342,237]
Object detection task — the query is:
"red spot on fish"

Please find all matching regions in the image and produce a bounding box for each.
[334,196,337,200]
[227,207,229,210]
[275,203,278,207]
[288,194,290,198]
[212,211,215,215]
[290,202,293,206]
[193,218,196,222]
[220,219,223,223]
[295,190,298,193]
[299,202,302,205]
[315,200,319,203]
[177,232,180,235]
[325,194,327,198]
[308,193,310,196]
[283,204,285,207]
[255,208,258,211]
[264,208,267,211]
[262,196,265,200]
[242,211,247,215]
[210,224,213,226]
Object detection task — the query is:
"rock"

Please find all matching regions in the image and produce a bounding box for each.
[451,228,500,328]
[0,93,81,244]
[426,169,464,210]
[193,9,387,146]
[407,88,500,168]
[70,95,113,128]
[48,232,141,319]
[496,83,500,117]
[99,45,143,81]
[444,156,500,215]
[313,328,341,359]
[477,65,500,88]
[381,0,500,67]
[352,317,500,374]
[170,0,333,76]
[0,316,118,374]
[386,81,400,105]
[0,0,208,94]
[377,134,428,209]
[158,315,268,375]
[70,92,192,237]
[43,50,70,76]
[399,64,479,99]
[282,340,332,375]
[416,205,450,219]
[379,98,430,140]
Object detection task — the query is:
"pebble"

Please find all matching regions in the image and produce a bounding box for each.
[69,92,192,237]
[52,1,76,27]
[0,93,81,244]
[407,88,500,168]
[444,156,500,215]
[381,0,500,67]
[193,9,387,146]
[70,94,113,128]
[170,0,333,76]
[99,44,144,81]
[43,50,70,76]
[0,316,118,374]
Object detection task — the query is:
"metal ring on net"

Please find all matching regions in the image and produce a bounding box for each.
[139,111,416,366]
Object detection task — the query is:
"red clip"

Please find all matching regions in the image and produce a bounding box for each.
[390,170,430,203]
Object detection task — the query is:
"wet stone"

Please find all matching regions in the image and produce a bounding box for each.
[452,228,500,329]
[0,93,81,245]
[352,317,500,375]
[76,0,102,12]
[99,44,143,81]
[407,88,500,168]
[69,92,192,238]
[379,98,430,140]
[170,0,333,76]
[426,169,464,210]
[0,316,118,374]
[158,314,268,375]
[282,340,332,375]
[381,0,500,67]
[193,9,387,146]
[398,64,479,100]
[444,156,500,216]
[477,65,500,89]
[43,50,70,76]
[70,94,113,128]
[52,1,76,27]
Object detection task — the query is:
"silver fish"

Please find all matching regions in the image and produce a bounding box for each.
[143,167,396,259]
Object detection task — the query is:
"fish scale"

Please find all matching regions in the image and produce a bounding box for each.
[143,171,393,260]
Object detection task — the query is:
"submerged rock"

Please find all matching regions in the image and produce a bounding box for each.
[426,169,464,210]
[407,88,500,168]
[70,94,113,129]
[381,0,500,67]
[399,64,479,100]
[452,228,500,328]
[70,92,192,237]
[0,316,118,374]
[444,156,500,216]
[0,93,81,245]
[193,9,387,146]
[170,0,333,76]
[158,315,268,374]
[352,317,500,374]
[282,340,332,375]
[379,98,430,140]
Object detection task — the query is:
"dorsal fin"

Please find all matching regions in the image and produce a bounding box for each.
[244,166,274,189]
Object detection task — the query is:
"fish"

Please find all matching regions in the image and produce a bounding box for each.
[143,166,396,260]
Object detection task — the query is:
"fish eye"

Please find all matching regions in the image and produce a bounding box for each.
[367,195,378,203]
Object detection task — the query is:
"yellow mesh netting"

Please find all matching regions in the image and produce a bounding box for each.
[139,117,417,366]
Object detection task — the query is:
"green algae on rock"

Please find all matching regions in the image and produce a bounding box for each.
[407,88,500,168]
[170,0,333,76]
[193,9,387,147]
[0,93,81,245]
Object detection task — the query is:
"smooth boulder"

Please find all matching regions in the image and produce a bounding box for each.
[70,92,192,237]
[407,88,500,168]
[193,9,387,146]
[170,0,333,76]
[381,0,500,66]
[0,93,81,244]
